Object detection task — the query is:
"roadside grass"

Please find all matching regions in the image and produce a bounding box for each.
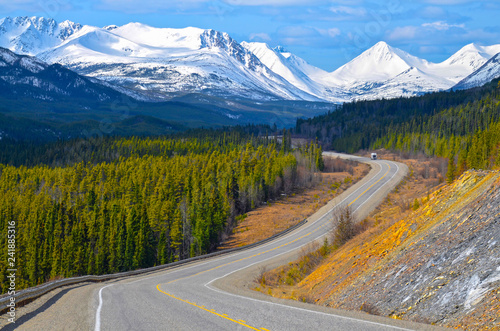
[219,157,369,249]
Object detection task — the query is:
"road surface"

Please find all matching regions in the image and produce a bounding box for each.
[6,154,445,331]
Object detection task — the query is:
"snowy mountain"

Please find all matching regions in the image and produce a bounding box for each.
[0,16,82,55]
[325,42,429,85]
[316,42,438,99]
[0,18,318,102]
[0,46,121,101]
[1,16,500,104]
[438,43,500,83]
[240,42,348,102]
[245,40,500,102]
[453,53,500,90]
[314,41,498,100]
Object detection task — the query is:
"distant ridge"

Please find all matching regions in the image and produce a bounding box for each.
[1,16,500,102]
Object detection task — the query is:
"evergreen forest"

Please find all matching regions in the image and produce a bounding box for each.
[0,128,323,293]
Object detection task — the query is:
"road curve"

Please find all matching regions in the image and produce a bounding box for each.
[8,154,446,330]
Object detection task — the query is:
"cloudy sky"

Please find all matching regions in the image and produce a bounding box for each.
[1,0,499,71]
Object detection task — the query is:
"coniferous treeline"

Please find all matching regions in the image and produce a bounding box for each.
[0,130,323,293]
[296,79,500,153]
[373,91,500,178]
[0,125,274,168]
[296,79,500,178]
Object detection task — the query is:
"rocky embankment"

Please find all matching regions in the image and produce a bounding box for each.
[296,170,500,329]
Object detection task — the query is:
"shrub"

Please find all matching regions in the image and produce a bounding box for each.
[332,205,357,248]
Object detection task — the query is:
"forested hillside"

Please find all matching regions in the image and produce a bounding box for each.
[0,129,323,293]
[296,79,500,177]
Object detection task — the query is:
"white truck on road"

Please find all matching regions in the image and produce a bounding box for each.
[371,153,378,160]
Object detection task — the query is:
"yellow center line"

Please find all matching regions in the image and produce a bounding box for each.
[156,161,393,330]
[347,162,390,207]
[164,231,312,285]
[156,284,262,330]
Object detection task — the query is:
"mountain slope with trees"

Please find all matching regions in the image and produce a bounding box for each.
[296,79,500,180]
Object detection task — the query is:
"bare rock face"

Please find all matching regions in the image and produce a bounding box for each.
[325,171,500,329]
[0,46,120,101]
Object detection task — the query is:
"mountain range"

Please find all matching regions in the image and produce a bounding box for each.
[0,44,336,142]
[2,16,500,104]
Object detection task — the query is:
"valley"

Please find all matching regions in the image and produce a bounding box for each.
[0,6,500,331]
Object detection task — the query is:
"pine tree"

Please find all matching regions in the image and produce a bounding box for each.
[447,154,456,184]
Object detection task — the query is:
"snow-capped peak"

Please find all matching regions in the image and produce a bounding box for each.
[0,16,82,55]
[111,23,205,49]
[2,16,500,104]
[442,43,500,71]
[27,18,317,101]
[325,41,426,85]
[241,41,293,78]
[241,41,337,100]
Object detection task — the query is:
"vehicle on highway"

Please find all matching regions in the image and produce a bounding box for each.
[371,152,378,160]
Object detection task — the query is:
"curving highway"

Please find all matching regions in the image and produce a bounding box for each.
[8,154,446,330]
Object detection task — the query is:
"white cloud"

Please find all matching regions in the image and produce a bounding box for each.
[327,28,341,37]
[249,32,271,41]
[388,20,466,41]
[387,26,418,40]
[224,0,328,5]
[95,0,331,14]
[0,0,35,11]
[98,0,207,13]
[317,28,341,38]
[419,45,442,54]
[420,6,447,18]
[278,25,319,38]
[0,0,73,13]
[329,6,367,17]
[419,0,476,4]
[422,21,465,30]
[276,25,341,47]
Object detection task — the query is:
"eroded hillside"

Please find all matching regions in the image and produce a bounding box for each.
[261,170,500,329]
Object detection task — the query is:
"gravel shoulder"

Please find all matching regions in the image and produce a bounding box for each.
[0,281,101,330]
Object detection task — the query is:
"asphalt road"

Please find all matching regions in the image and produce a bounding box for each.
[9,154,447,331]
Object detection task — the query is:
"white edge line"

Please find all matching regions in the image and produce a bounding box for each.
[352,161,399,214]
[94,284,114,331]
[202,232,412,331]
[98,156,384,289]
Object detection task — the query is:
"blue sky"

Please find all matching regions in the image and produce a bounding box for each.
[1,0,499,71]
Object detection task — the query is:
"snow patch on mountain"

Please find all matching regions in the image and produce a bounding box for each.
[323,42,427,85]
[314,41,500,101]
[432,43,500,84]
[241,41,338,101]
